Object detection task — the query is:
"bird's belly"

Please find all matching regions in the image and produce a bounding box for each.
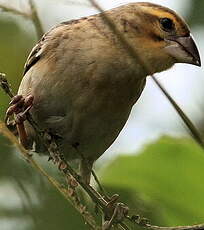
[27,85,134,161]
[59,107,131,161]
[19,58,146,161]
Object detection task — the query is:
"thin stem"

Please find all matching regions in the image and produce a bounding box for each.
[0,2,44,39]
[92,169,108,197]
[29,0,44,38]
[143,224,204,230]
[126,215,204,230]
[152,76,204,148]
[0,4,30,19]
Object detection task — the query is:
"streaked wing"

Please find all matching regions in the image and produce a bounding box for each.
[23,33,48,76]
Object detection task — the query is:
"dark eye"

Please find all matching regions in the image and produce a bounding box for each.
[160,18,174,32]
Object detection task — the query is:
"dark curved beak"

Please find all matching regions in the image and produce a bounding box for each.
[165,35,201,67]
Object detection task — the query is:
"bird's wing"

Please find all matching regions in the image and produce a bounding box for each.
[23,32,48,76]
[23,19,84,76]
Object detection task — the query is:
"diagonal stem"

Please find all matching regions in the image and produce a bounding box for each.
[28,0,44,37]
[88,0,204,150]
[152,76,204,148]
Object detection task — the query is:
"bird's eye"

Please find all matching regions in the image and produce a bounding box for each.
[160,18,174,32]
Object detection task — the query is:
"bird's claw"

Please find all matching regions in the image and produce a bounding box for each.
[103,194,129,230]
[6,95,34,124]
[103,201,129,230]
[106,194,120,208]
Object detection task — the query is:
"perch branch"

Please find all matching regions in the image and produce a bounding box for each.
[125,215,204,230]
[2,71,204,230]
[0,122,99,230]
[0,75,100,230]
[1,74,131,229]
[143,223,204,230]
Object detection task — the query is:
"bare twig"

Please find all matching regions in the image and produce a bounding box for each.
[0,1,44,38]
[0,73,14,98]
[0,4,30,19]
[28,0,44,37]
[88,0,204,150]
[92,169,108,196]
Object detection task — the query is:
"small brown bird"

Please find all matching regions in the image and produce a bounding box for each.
[9,2,201,183]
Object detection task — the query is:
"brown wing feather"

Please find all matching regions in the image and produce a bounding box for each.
[23,33,48,76]
[23,18,86,76]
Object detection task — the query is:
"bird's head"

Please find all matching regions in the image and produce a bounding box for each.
[119,2,201,75]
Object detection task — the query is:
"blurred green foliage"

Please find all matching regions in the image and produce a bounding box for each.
[2,133,204,229]
[0,1,204,230]
[102,137,204,227]
[188,0,204,26]
[0,16,36,120]
[0,134,90,230]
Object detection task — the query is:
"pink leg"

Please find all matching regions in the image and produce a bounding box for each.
[6,95,34,149]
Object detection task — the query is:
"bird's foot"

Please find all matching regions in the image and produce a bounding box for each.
[6,95,34,122]
[103,194,129,230]
[6,95,34,148]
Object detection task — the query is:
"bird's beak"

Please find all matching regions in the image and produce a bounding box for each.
[164,35,201,67]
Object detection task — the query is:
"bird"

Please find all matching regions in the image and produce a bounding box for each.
[7,2,201,184]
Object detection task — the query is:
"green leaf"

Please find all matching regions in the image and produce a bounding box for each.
[102,136,204,226]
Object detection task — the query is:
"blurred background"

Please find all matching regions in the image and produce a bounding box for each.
[0,0,204,229]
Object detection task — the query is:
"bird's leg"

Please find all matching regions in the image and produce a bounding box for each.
[6,95,34,149]
[80,159,94,184]
[71,144,94,184]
